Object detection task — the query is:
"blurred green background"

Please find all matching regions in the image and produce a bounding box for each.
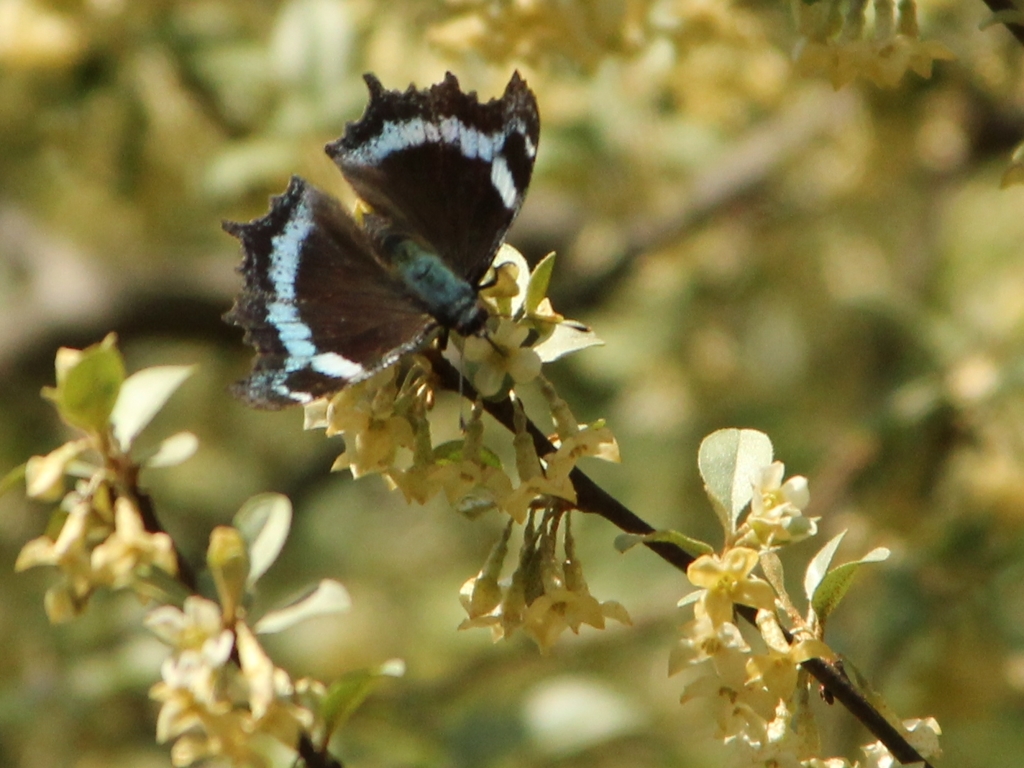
[2,0,1024,766]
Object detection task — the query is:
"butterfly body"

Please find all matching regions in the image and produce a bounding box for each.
[381,235,488,335]
[224,72,539,408]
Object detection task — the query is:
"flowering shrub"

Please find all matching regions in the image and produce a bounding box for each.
[6,251,942,768]
[7,233,946,766]
[8,335,397,768]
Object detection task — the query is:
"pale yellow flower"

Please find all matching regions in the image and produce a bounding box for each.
[687,548,776,626]
[740,462,816,548]
[146,596,229,654]
[332,414,414,478]
[543,423,620,484]
[500,473,575,524]
[669,611,749,686]
[518,542,630,652]
[681,671,774,743]
[442,458,515,511]
[147,591,322,765]
[459,571,504,621]
[746,637,833,701]
[16,500,99,622]
[386,461,450,505]
[91,497,178,588]
[236,622,314,746]
[794,34,954,89]
[463,318,542,397]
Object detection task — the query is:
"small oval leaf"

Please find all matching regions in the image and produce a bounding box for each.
[320,659,405,738]
[111,365,195,451]
[623,529,715,559]
[804,531,847,601]
[233,493,292,585]
[811,547,890,622]
[254,578,351,634]
[698,428,773,533]
[54,336,126,433]
[525,252,556,315]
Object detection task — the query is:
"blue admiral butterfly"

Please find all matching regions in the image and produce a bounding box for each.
[224,72,539,408]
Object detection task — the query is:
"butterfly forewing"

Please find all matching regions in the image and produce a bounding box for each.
[327,72,539,287]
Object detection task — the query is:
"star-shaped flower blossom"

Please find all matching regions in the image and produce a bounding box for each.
[745,637,834,701]
[739,461,816,548]
[16,500,102,622]
[669,610,750,686]
[91,497,178,588]
[681,671,774,744]
[687,548,776,626]
[463,318,542,397]
[236,622,315,746]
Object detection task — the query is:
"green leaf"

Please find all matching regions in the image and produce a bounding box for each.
[613,533,645,553]
[233,493,292,586]
[321,659,405,739]
[804,531,845,602]
[433,441,503,470]
[254,579,351,634]
[432,440,465,463]
[615,530,714,558]
[525,252,556,315]
[111,365,195,451]
[697,428,773,534]
[809,541,890,622]
[47,335,126,433]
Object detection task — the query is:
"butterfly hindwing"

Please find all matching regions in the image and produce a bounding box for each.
[224,176,436,408]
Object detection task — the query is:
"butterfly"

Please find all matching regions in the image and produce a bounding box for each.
[223,72,540,408]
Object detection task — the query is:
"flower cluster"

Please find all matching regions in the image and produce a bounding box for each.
[141,507,361,767]
[307,248,610,525]
[428,0,652,70]
[662,429,939,766]
[793,0,955,88]
[736,461,817,549]
[14,335,190,621]
[145,525,331,768]
[11,339,376,767]
[299,248,628,649]
[17,488,178,621]
[459,510,630,653]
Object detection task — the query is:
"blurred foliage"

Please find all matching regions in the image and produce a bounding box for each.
[2,0,1024,766]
